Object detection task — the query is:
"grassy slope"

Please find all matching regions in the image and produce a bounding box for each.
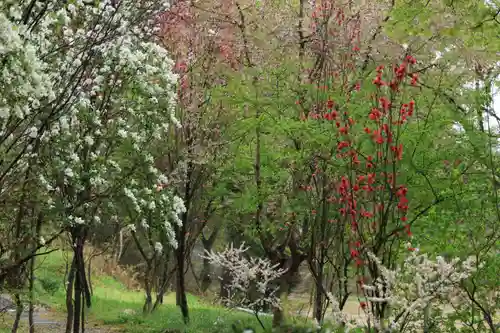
[0,251,280,333]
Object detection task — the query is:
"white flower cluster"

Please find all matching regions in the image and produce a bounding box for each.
[0,0,183,250]
[121,183,184,249]
[202,243,286,311]
[154,242,163,254]
[327,250,480,332]
[171,195,186,226]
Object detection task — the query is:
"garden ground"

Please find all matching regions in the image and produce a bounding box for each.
[0,251,295,333]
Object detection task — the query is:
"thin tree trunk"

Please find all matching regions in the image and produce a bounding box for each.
[68,228,91,333]
[313,238,326,324]
[11,171,30,333]
[272,247,305,328]
[200,227,219,292]
[73,255,82,333]
[175,241,188,323]
[314,177,329,324]
[28,257,35,333]
[143,263,153,314]
[130,229,157,314]
[10,293,23,333]
[65,257,76,333]
[200,256,212,293]
[313,265,324,324]
[152,259,169,312]
[175,156,192,324]
[272,281,287,328]
[272,306,284,328]
[87,257,93,297]
[80,291,85,333]
[28,212,43,333]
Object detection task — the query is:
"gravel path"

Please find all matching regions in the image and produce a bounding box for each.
[1,294,118,333]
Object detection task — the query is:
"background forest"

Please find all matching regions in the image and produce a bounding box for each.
[0,0,498,332]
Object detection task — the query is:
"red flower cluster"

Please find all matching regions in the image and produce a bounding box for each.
[327,56,417,271]
[373,57,417,91]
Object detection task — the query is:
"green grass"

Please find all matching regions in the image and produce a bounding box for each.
[1,250,332,332]
[11,250,278,333]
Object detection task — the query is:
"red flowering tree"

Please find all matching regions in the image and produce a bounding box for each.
[277,0,435,325]
[182,0,431,327]
[304,56,420,321]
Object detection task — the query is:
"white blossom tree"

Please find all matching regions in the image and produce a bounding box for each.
[0,1,183,332]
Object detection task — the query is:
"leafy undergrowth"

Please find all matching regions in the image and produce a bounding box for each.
[4,250,297,333]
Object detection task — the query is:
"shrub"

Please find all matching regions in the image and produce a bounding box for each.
[37,276,60,295]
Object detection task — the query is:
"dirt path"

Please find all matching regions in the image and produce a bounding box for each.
[24,312,120,333]
[1,293,123,332]
[2,306,117,333]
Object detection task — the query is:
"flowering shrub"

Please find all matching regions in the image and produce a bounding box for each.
[203,243,286,313]
[229,250,481,332]
[352,250,479,332]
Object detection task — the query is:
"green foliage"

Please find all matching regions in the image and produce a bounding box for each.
[37,276,60,296]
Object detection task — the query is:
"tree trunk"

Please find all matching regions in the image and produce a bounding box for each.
[11,171,29,333]
[87,256,93,297]
[313,269,323,324]
[81,296,85,333]
[271,250,304,328]
[200,256,212,293]
[200,234,216,293]
[67,228,91,333]
[65,257,76,333]
[265,230,306,327]
[313,186,328,324]
[172,121,195,325]
[143,263,153,314]
[73,254,82,333]
[130,230,158,314]
[28,257,35,333]
[175,239,189,323]
[272,280,287,328]
[28,212,42,333]
[152,287,163,312]
[10,293,23,333]
[174,206,190,323]
[152,253,171,312]
[272,307,284,328]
